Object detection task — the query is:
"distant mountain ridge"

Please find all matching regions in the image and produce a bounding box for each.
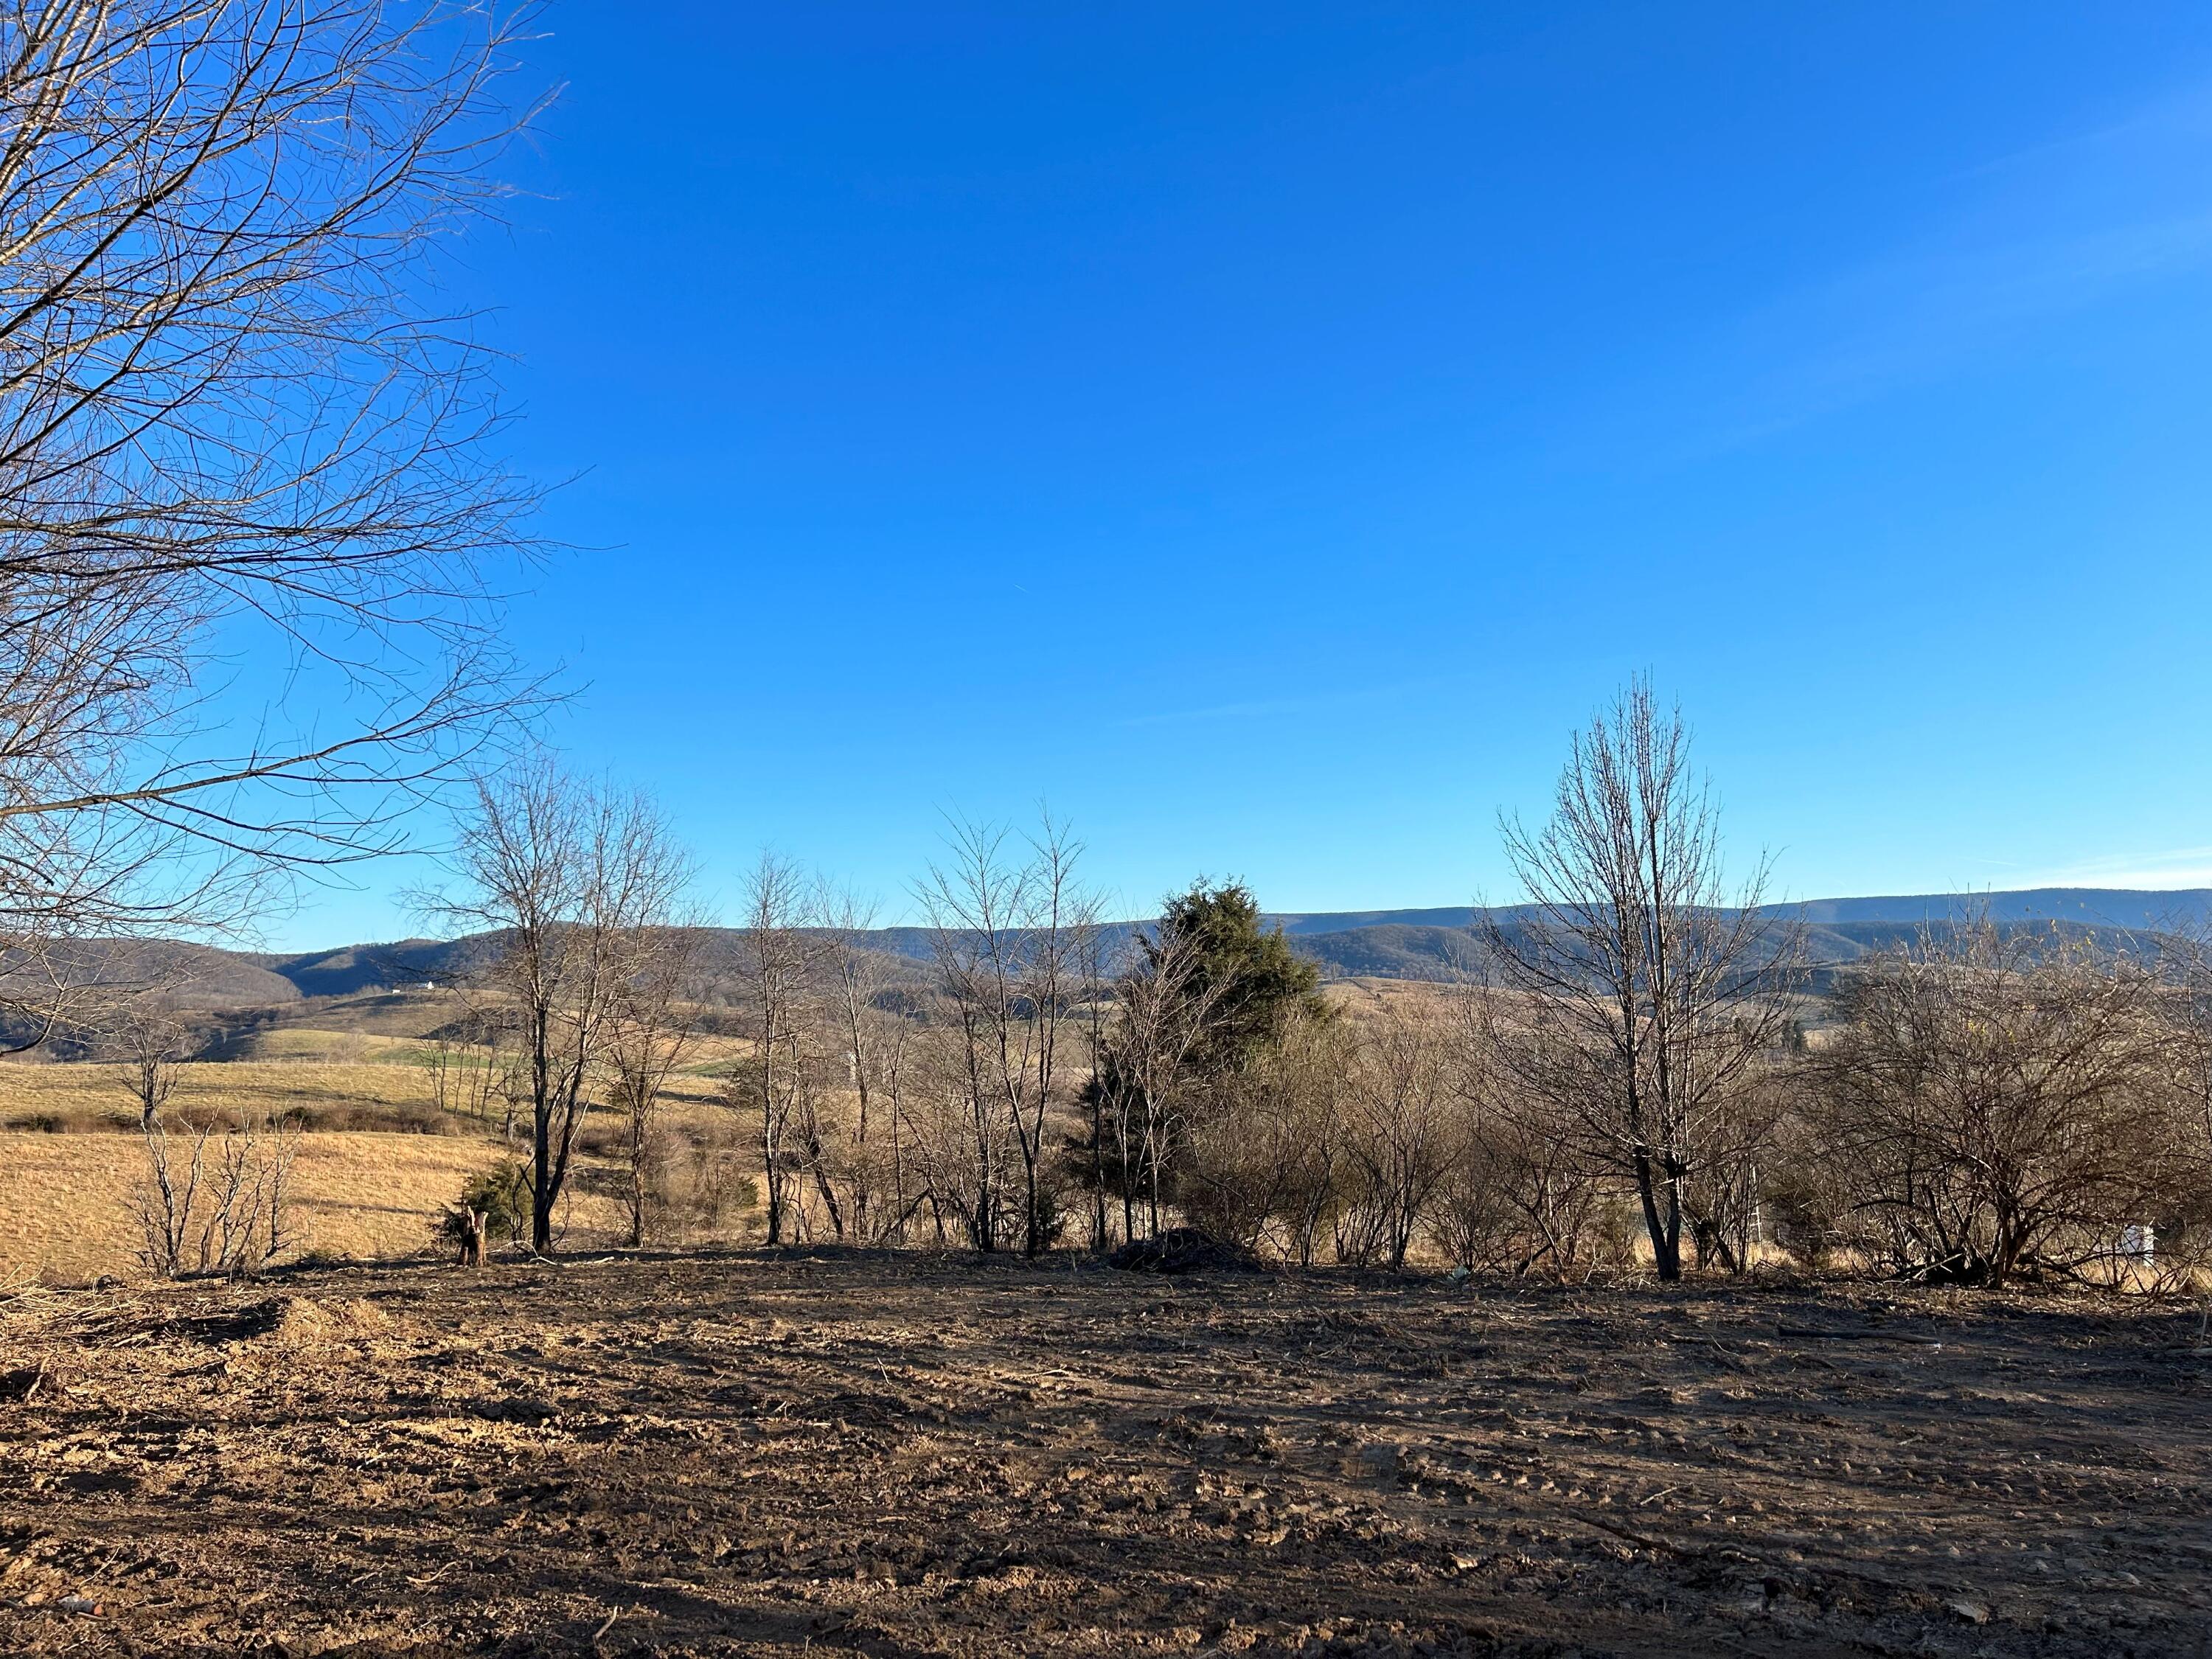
[1267,888,2212,936]
[226,886,2211,998]
[1267,888,2212,981]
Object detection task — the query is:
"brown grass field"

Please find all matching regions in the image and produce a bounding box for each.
[0,1056,442,1130]
[0,1057,642,1284]
[0,1130,638,1287]
[0,1251,2206,1656]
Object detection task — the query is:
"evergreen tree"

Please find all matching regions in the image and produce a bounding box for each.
[1071,881,1329,1244]
[1150,881,1328,1073]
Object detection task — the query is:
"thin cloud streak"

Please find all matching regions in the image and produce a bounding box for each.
[2017,844,2212,890]
[1599,80,2212,463]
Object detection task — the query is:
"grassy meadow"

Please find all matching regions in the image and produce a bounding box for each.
[0,1050,444,1133]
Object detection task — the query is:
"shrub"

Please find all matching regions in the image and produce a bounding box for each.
[1806,925,2184,1287]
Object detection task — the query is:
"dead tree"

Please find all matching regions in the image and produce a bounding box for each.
[1482,678,1802,1281]
[132,1093,301,1279]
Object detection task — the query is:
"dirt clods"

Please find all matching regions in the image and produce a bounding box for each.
[1,1253,2207,1656]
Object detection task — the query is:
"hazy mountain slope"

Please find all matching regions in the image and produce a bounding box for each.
[229,886,2210,997]
[1276,915,2155,983]
[1272,888,2211,937]
[247,936,516,998]
[34,940,305,1009]
[1788,888,2212,931]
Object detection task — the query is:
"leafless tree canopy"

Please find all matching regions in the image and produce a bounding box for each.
[425,759,694,1254]
[0,1,543,993]
[727,851,820,1248]
[1481,678,1802,1280]
[1093,915,1233,1245]
[607,914,703,1248]
[1806,922,2187,1287]
[917,815,1095,1256]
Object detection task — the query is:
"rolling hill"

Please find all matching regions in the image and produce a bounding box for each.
[218,886,2209,997]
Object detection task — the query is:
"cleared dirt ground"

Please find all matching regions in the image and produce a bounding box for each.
[1,1253,2207,1658]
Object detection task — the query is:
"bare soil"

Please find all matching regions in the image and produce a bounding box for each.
[1,1252,2208,1657]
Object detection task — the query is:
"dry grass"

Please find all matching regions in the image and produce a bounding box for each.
[0,1058,639,1283]
[0,1131,635,1284]
[231,1027,435,1065]
[0,1057,445,1133]
[1325,976,1461,1020]
[279,990,460,1039]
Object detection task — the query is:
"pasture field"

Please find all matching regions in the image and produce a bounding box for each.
[0,1040,754,1283]
[0,1251,2204,1656]
[0,1130,636,1285]
[0,1057,445,1133]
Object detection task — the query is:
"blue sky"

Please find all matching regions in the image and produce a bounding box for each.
[279,2,2212,946]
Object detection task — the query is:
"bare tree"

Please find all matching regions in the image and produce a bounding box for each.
[892,1022,981,1249]
[2157,925,2212,1293]
[0,2,549,1015]
[728,852,819,1246]
[1092,916,1233,1242]
[129,1076,300,1280]
[425,759,694,1254]
[1482,678,1801,1281]
[114,999,194,1127]
[918,814,1091,1256]
[1333,1009,1455,1270]
[1429,1036,1610,1278]
[1807,921,2182,1287]
[1073,916,1119,1250]
[428,1003,510,1122]
[1181,1004,1347,1260]
[818,885,929,1244]
[608,919,705,1248]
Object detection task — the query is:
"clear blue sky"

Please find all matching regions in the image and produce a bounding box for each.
[281,2,2212,947]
